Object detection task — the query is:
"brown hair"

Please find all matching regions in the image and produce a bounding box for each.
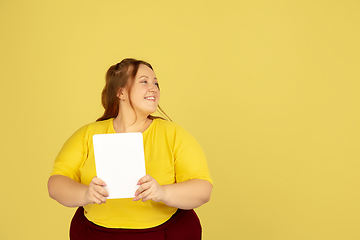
[96,58,171,122]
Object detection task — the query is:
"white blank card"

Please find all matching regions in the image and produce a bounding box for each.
[93,132,146,199]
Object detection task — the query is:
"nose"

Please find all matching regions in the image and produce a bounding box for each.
[149,85,158,93]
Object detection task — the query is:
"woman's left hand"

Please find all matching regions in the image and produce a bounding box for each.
[133,174,166,202]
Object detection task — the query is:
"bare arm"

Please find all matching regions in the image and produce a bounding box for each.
[162,179,213,209]
[134,175,212,210]
[47,175,109,207]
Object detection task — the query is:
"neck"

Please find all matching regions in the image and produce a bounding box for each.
[113,110,151,133]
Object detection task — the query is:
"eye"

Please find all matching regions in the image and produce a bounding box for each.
[141,80,147,84]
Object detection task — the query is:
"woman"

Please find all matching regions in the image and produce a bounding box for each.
[48,58,213,240]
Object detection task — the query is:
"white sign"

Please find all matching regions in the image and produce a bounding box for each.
[93,132,146,199]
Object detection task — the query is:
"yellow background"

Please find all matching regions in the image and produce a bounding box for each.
[1,0,359,239]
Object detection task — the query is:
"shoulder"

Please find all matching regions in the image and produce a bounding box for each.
[153,118,187,133]
[71,118,113,138]
[87,118,113,131]
[152,119,194,141]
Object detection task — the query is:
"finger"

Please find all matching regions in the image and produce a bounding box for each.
[88,190,103,204]
[92,190,107,203]
[133,188,151,202]
[137,174,152,185]
[92,176,106,186]
[92,195,104,204]
[91,189,106,204]
[141,192,152,202]
[93,184,109,197]
[134,181,152,196]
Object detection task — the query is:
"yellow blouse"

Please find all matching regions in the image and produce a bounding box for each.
[51,118,212,229]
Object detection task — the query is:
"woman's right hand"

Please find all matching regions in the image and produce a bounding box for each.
[85,177,109,205]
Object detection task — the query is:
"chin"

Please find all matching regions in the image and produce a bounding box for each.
[148,109,157,115]
[141,109,157,116]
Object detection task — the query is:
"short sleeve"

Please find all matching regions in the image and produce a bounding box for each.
[173,126,213,185]
[50,125,89,182]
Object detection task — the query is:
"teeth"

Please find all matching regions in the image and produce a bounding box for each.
[145,96,155,100]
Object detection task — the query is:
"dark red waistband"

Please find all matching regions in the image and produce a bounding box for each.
[77,207,188,233]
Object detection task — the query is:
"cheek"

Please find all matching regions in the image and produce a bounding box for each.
[130,90,143,101]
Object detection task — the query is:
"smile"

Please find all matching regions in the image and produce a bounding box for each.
[144,96,155,101]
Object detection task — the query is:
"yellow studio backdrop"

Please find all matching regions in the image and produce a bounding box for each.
[1,0,359,239]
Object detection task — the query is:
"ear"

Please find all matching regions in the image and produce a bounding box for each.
[117,88,126,98]
[117,88,127,101]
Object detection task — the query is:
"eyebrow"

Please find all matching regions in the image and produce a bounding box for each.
[139,76,158,80]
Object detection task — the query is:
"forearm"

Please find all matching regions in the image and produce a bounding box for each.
[162,179,212,210]
[47,175,89,207]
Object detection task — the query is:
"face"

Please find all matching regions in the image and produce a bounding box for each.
[125,64,160,116]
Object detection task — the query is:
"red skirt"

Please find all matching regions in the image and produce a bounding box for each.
[70,207,202,240]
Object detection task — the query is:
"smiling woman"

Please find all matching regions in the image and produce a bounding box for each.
[47,58,213,240]
[118,64,161,127]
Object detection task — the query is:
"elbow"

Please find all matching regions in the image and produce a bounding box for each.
[47,176,55,199]
[190,189,211,210]
[198,180,213,206]
[48,175,61,201]
[203,184,212,204]
[203,194,211,204]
